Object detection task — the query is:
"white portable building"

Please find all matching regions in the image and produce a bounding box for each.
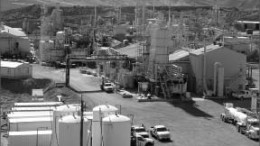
[1,61,32,79]
[11,106,55,111]
[9,117,52,131]
[8,130,52,146]
[7,111,53,119]
[14,102,63,107]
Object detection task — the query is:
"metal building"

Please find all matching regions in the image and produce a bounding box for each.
[1,61,32,79]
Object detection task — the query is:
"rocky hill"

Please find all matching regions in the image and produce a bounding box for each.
[1,0,259,11]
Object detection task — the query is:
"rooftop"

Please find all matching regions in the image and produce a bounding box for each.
[236,20,260,24]
[0,25,27,38]
[14,102,63,107]
[190,44,222,56]
[1,61,24,68]
[12,106,55,111]
[9,130,52,136]
[169,50,189,62]
[8,111,53,118]
[9,117,52,123]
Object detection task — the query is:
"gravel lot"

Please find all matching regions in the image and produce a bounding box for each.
[34,65,259,146]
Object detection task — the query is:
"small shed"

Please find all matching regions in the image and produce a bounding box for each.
[1,61,32,79]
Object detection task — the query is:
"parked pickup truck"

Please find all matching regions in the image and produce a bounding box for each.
[244,118,259,140]
[150,125,171,141]
[131,125,154,146]
[232,90,251,100]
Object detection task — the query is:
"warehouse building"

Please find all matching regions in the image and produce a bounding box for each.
[170,44,247,96]
[1,61,32,79]
[0,24,30,57]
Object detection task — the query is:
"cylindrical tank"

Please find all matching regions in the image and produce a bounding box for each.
[102,114,131,146]
[58,114,89,146]
[92,105,118,146]
[51,104,81,146]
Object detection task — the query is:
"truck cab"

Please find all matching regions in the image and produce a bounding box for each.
[232,90,251,100]
[245,118,259,140]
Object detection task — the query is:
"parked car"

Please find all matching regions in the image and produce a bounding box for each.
[131,125,154,146]
[150,125,171,141]
[131,125,147,136]
[102,83,114,92]
[232,90,251,100]
[118,90,133,98]
[134,134,154,146]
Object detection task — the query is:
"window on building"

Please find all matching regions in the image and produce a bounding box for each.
[7,68,11,74]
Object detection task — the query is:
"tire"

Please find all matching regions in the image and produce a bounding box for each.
[237,126,241,133]
[248,132,252,139]
[220,115,223,121]
[157,135,161,141]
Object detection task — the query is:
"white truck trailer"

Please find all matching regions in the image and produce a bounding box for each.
[220,103,259,140]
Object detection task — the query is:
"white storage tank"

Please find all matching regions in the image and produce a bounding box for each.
[9,117,52,131]
[53,104,81,120]
[8,130,52,146]
[58,114,90,146]
[51,104,81,146]
[102,114,131,146]
[92,105,118,146]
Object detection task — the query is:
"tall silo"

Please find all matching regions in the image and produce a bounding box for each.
[58,114,90,146]
[92,105,118,146]
[102,114,131,146]
[51,104,81,146]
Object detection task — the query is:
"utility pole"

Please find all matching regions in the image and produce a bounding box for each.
[0,104,1,146]
[152,0,155,18]
[258,0,260,144]
[203,31,207,97]
[80,94,84,146]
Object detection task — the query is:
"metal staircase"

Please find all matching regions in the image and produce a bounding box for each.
[158,72,171,99]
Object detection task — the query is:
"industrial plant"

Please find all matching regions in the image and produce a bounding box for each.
[0,0,260,146]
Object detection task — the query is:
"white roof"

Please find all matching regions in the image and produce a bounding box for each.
[0,25,27,37]
[8,111,53,118]
[154,125,166,128]
[9,117,52,123]
[12,106,55,111]
[1,61,24,68]
[169,50,189,61]
[237,20,260,24]
[190,44,222,56]
[14,102,63,107]
[9,130,52,136]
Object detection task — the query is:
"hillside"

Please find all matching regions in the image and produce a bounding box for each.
[1,0,259,11]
